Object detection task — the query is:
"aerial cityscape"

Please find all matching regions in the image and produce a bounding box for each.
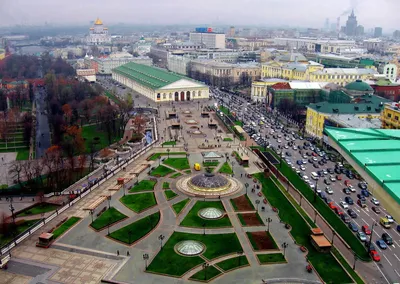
[0,1,400,283]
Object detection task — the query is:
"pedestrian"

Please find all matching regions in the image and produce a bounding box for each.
[117,250,119,256]
[241,173,243,177]
[127,251,130,256]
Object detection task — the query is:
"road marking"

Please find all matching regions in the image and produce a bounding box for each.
[394,254,400,262]
[362,218,368,224]
[395,269,400,278]
[375,261,391,284]
[353,220,360,227]
[383,254,392,266]
[395,240,400,247]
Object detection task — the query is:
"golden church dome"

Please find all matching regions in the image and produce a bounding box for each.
[94,18,103,25]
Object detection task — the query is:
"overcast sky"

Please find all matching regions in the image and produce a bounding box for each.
[0,0,399,31]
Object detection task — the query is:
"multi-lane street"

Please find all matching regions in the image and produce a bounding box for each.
[212,88,400,283]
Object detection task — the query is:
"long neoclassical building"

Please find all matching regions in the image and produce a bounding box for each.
[112,62,209,102]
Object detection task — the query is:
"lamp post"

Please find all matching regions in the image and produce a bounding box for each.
[128,230,133,244]
[143,253,149,270]
[9,201,15,227]
[107,195,111,209]
[225,153,228,162]
[255,200,260,212]
[167,149,170,158]
[107,217,112,235]
[245,183,249,194]
[89,209,94,223]
[266,217,272,232]
[158,234,165,249]
[158,155,161,166]
[367,221,378,252]
[202,263,209,281]
[353,251,357,270]
[281,242,288,257]
[203,223,206,235]
[313,179,319,203]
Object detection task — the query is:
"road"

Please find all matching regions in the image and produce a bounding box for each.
[35,88,51,158]
[212,88,400,283]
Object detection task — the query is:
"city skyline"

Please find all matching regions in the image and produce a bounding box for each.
[0,0,399,31]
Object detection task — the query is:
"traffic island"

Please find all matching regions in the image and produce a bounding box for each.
[163,157,190,170]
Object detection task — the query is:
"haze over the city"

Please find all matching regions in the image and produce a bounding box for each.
[0,0,399,30]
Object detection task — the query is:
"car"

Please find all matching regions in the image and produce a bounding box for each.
[313,163,319,168]
[348,222,358,232]
[341,214,351,223]
[342,188,351,195]
[327,168,334,174]
[344,196,353,205]
[397,224,400,233]
[382,233,393,245]
[347,209,357,218]
[324,179,331,185]
[334,207,344,216]
[344,180,351,186]
[357,194,366,201]
[357,199,367,208]
[365,242,376,252]
[329,175,336,182]
[357,231,367,242]
[308,158,314,163]
[325,198,333,204]
[372,206,381,214]
[312,157,318,161]
[376,239,387,249]
[358,182,367,190]
[336,175,342,180]
[340,201,348,209]
[300,165,306,171]
[325,187,333,194]
[370,250,381,262]
[297,160,303,165]
[362,225,371,235]
[329,202,336,209]
[277,139,282,143]
[319,192,326,199]
[371,198,380,205]
[361,189,370,197]
[385,215,395,223]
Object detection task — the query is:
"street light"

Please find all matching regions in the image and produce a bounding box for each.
[367,221,378,253]
[255,200,260,212]
[89,210,94,223]
[281,242,288,257]
[107,217,112,235]
[167,149,170,158]
[143,253,149,270]
[202,263,209,281]
[266,217,272,232]
[128,230,133,244]
[158,155,161,166]
[107,195,111,209]
[158,234,165,249]
[352,251,357,270]
[245,183,249,194]
[203,223,206,235]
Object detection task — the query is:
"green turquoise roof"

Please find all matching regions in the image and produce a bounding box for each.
[112,62,185,90]
[325,127,400,205]
[345,80,373,92]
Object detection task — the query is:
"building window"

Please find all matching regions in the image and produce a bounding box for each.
[157,93,161,100]
[169,93,172,99]
[198,90,201,97]
[396,116,399,121]
[163,93,166,99]
[388,113,392,118]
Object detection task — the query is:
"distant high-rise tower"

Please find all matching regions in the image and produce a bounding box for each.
[393,30,400,39]
[356,25,364,36]
[345,10,358,36]
[228,26,235,37]
[324,18,330,31]
[374,27,383,38]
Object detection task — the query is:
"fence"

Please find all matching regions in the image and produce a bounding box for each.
[0,117,159,258]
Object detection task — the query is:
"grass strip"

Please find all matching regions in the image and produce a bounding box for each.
[52,217,81,239]
[120,193,157,213]
[172,198,189,214]
[90,207,127,230]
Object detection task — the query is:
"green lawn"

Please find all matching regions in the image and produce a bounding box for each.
[104,90,122,105]
[223,138,233,142]
[172,198,190,214]
[16,148,30,160]
[180,201,231,228]
[16,203,59,217]
[162,182,170,189]
[120,193,157,213]
[257,253,286,264]
[82,123,122,153]
[332,248,365,284]
[148,152,187,161]
[90,207,127,231]
[215,256,249,271]
[0,219,40,247]
[189,265,222,281]
[164,190,178,200]
[163,158,190,170]
[52,217,81,239]
[129,180,157,193]
[147,231,242,277]
[267,151,369,260]
[255,173,352,283]
[109,212,160,244]
[184,169,192,174]
[149,165,175,177]
[162,141,176,146]
[246,231,278,250]
[170,173,182,179]
[218,162,233,174]
[203,161,220,167]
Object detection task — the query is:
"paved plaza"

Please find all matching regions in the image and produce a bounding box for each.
[0,102,322,284]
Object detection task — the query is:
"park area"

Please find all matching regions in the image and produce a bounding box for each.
[237,212,263,226]
[120,193,157,213]
[81,123,123,154]
[163,157,190,170]
[16,203,59,217]
[172,198,190,215]
[150,165,175,177]
[90,207,127,231]
[180,201,231,228]
[218,162,233,174]
[246,231,278,250]
[230,195,254,211]
[0,121,30,160]
[129,179,156,193]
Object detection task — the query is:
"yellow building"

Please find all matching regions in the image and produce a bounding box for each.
[0,49,5,60]
[306,95,386,138]
[381,102,400,129]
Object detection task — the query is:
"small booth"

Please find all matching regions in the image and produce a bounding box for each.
[310,228,331,253]
[201,111,210,118]
[208,118,217,128]
[36,233,54,248]
[166,111,177,119]
[171,121,181,130]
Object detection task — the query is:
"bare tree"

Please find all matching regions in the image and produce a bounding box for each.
[9,161,23,188]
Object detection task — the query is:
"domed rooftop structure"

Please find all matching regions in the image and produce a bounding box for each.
[189,172,230,191]
[94,18,103,25]
[345,80,373,92]
[175,240,205,256]
[199,208,224,219]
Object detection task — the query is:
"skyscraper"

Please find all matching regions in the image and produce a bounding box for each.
[345,10,358,36]
[374,27,383,38]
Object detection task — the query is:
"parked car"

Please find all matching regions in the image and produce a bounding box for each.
[347,209,357,218]
[341,214,351,223]
[336,175,342,180]
[372,206,381,214]
[357,199,367,208]
[365,242,376,252]
[324,179,331,185]
[343,188,351,195]
[370,250,381,262]
[362,225,371,235]
[340,201,348,209]
[348,222,358,232]
[371,198,380,206]
[358,182,367,190]
[344,196,354,205]
[382,233,393,245]
[376,239,387,249]
[325,187,333,195]
[334,207,344,216]
[357,231,367,242]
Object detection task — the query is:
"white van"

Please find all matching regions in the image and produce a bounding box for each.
[311,172,319,180]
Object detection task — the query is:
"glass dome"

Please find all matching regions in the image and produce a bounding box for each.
[175,240,205,256]
[199,207,224,219]
[189,172,229,189]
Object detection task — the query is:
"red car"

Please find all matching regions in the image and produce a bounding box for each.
[334,207,344,215]
[370,250,380,262]
[329,202,336,209]
[362,225,372,235]
[344,180,351,186]
[312,152,318,157]
[336,175,342,181]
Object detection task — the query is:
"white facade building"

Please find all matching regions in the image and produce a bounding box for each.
[189,33,226,49]
[89,52,152,74]
[87,18,111,45]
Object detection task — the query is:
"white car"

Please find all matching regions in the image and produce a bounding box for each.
[348,185,356,192]
[312,157,318,161]
[329,176,336,182]
[277,139,282,143]
[284,145,289,149]
[386,215,395,223]
[325,187,333,194]
[371,198,380,206]
[309,183,316,189]
[303,175,309,181]
[300,165,306,171]
[340,201,348,209]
